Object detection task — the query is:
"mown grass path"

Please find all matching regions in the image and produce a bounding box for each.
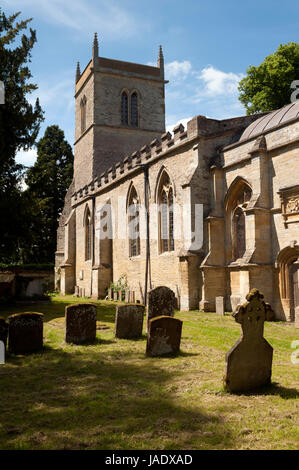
[0,295,298,450]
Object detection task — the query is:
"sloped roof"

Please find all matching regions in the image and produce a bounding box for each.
[240,102,299,142]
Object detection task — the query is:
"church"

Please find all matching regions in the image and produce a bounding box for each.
[55,34,299,323]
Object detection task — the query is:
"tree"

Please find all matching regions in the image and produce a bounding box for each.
[238,42,299,115]
[25,125,74,262]
[0,8,43,262]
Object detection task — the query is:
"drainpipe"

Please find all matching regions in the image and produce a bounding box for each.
[137,164,151,306]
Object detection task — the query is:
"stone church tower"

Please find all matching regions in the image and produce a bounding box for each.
[74,34,167,190]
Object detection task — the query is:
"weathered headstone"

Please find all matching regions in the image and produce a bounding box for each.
[224,289,274,393]
[115,304,145,339]
[8,312,43,354]
[125,289,130,303]
[146,316,183,357]
[0,318,8,349]
[65,303,97,344]
[147,286,176,327]
[0,340,4,364]
[216,296,224,315]
[113,291,118,301]
[74,286,79,297]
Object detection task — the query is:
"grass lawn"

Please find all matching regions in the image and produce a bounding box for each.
[0,294,298,450]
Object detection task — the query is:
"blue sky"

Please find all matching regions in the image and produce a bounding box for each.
[2,0,298,166]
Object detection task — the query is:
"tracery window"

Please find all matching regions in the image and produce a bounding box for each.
[158,171,174,253]
[84,206,92,261]
[121,91,128,125]
[127,185,140,257]
[231,184,252,261]
[130,92,138,127]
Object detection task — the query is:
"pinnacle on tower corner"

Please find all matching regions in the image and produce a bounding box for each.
[75,61,81,84]
[158,45,164,78]
[92,32,99,60]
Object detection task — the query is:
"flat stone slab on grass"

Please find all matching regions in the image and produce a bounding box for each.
[0,318,8,349]
[65,303,97,344]
[224,289,274,393]
[8,312,43,354]
[115,304,145,339]
[146,315,183,357]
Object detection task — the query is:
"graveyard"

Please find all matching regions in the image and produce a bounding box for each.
[0,294,298,450]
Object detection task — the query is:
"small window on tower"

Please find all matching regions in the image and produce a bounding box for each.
[130,92,138,127]
[121,91,128,125]
[80,96,87,133]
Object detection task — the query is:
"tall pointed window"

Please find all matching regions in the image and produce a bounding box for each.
[80,96,87,133]
[84,206,92,261]
[157,171,174,253]
[229,183,252,261]
[130,92,138,127]
[127,185,140,257]
[121,91,128,125]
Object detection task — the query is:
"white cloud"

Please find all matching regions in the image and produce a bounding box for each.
[165,60,192,81]
[3,0,144,39]
[196,66,244,97]
[16,148,38,167]
[166,117,192,135]
[30,77,74,110]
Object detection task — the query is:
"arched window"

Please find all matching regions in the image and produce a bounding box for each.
[157,171,174,253]
[228,182,252,261]
[121,91,128,125]
[84,206,92,261]
[127,185,140,257]
[130,92,138,127]
[80,96,87,133]
[232,207,246,260]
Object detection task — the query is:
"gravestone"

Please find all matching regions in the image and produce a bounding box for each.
[8,312,43,354]
[0,340,4,364]
[125,289,130,303]
[0,318,8,349]
[224,289,274,393]
[115,304,145,339]
[216,296,224,315]
[147,287,176,328]
[65,303,97,344]
[113,291,118,301]
[146,316,182,357]
[108,288,112,300]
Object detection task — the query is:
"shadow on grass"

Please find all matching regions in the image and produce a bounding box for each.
[0,299,118,325]
[230,382,299,399]
[0,343,232,450]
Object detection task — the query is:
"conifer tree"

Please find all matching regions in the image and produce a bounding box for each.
[25,125,74,262]
[0,8,43,262]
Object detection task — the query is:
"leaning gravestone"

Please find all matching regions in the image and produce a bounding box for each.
[147,286,176,328]
[65,303,97,344]
[216,296,224,315]
[0,318,8,349]
[8,312,43,354]
[115,304,145,339]
[146,316,183,357]
[224,289,274,393]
